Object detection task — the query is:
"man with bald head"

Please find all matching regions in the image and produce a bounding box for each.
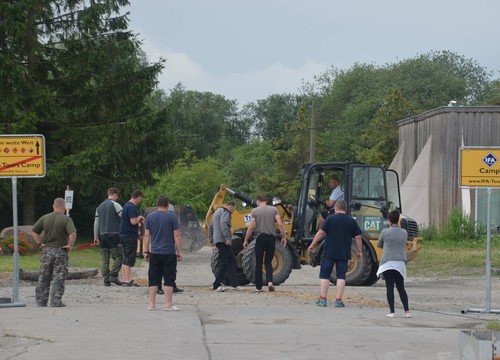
[32,197,77,307]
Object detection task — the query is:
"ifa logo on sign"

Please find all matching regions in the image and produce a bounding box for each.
[482,153,497,168]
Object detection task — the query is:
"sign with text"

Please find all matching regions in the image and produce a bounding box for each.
[459,147,500,188]
[0,134,46,177]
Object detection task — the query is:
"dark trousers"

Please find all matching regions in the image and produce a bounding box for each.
[254,234,276,290]
[213,242,238,288]
[383,269,409,313]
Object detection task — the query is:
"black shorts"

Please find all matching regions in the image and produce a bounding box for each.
[148,253,177,287]
[120,236,137,267]
[99,234,120,249]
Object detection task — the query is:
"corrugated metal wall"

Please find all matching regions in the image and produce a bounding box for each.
[397,107,500,227]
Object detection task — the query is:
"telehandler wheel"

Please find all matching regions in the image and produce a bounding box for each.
[329,241,372,286]
[361,267,380,286]
[241,239,293,286]
[210,247,250,286]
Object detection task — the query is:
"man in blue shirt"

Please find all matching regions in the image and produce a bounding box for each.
[143,195,182,311]
[308,200,362,308]
[120,190,144,287]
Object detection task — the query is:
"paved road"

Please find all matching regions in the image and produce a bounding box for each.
[1,247,499,359]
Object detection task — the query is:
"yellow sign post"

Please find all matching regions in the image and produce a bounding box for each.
[0,134,46,308]
[459,147,500,188]
[0,134,46,177]
[459,147,500,315]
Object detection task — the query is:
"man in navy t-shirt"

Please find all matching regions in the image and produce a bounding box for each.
[308,200,362,308]
[119,190,144,286]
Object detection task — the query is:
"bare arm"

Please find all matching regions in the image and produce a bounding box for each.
[63,232,77,254]
[275,214,287,247]
[243,218,256,248]
[355,235,362,260]
[308,229,326,252]
[174,229,182,261]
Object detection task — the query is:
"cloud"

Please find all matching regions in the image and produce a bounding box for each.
[141,38,327,105]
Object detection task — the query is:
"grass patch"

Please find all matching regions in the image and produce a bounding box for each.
[486,321,500,331]
[0,237,102,272]
[408,236,500,277]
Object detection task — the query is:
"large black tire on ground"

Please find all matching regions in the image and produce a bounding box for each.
[329,241,372,286]
[241,239,293,286]
[210,243,250,286]
[361,266,380,286]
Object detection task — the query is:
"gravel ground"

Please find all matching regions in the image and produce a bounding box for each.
[2,246,500,319]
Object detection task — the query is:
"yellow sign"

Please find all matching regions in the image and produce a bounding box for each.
[0,135,46,177]
[459,147,500,188]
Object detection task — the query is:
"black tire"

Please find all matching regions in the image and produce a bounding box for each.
[361,266,379,286]
[329,241,372,286]
[241,239,293,285]
[210,244,250,286]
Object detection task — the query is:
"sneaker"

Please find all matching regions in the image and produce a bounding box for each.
[334,300,345,308]
[386,313,395,318]
[268,285,275,292]
[404,312,412,318]
[51,302,66,307]
[103,280,111,287]
[157,288,164,295]
[109,277,122,286]
[231,286,243,291]
[315,298,327,307]
[173,287,184,293]
[254,288,263,293]
[36,302,47,307]
[215,286,226,292]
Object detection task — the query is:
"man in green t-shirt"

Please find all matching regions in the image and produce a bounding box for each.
[32,197,77,307]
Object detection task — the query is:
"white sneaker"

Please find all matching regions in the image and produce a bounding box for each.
[231,286,243,291]
[404,312,412,318]
[386,313,395,318]
[216,286,225,292]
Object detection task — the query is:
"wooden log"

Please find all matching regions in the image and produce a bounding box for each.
[19,268,99,281]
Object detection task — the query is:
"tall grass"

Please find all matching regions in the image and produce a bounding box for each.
[409,209,500,277]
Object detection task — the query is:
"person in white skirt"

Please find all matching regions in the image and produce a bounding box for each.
[376,209,411,318]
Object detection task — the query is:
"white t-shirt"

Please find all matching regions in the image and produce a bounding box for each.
[329,186,344,202]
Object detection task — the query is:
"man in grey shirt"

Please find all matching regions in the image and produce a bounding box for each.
[208,201,241,292]
[94,187,123,286]
[243,194,287,292]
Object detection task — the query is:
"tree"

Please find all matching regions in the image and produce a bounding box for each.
[353,88,413,166]
[143,151,231,219]
[164,85,245,159]
[0,1,164,229]
[240,94,305,141]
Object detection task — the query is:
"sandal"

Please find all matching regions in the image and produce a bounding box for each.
[164,305,180,311]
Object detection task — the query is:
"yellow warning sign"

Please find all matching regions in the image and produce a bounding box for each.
[0,135,46,177]
[459,147,500,188]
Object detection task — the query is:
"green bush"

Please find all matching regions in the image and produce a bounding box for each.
[419,224,440,242]
[442,209,479,242]
[419,209,487,244]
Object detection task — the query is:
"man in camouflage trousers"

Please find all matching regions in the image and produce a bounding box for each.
[32,198,77,307]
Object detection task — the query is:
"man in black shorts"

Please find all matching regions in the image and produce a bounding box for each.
[143,195,182,311]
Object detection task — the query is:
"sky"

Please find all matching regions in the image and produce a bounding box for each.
[126,0,500,106]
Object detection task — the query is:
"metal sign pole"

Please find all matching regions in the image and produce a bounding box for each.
[0,177,26,308]
[461,188,500,314]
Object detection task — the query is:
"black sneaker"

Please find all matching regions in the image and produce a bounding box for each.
[173,287,184,293]
[109,277,122,286]
[104,280,111,287]
[51,302,66,307]
[157,288,164,295]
